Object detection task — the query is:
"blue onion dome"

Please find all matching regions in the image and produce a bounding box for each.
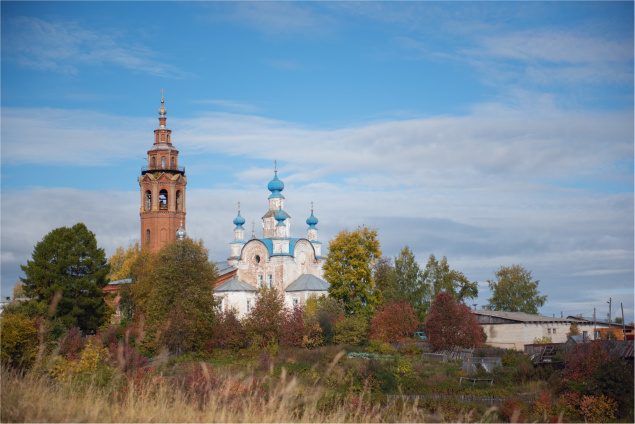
[268,170,285,199]
[275,207,287,226]
[306,210,318,229]
[233,211,245,229]
[176,221,187,240]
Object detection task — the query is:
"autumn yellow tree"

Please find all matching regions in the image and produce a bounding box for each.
[324,227,382,316]
[108,242,141,281]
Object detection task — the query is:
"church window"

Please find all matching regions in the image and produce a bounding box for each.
[246,300,251,312]
[159,189,168,210]
[161,156,166,168]
[257,275,263,288]
[293,298,299,307]
[268,274,273,288]
[176,190,182,211]
[254,255,261,264]
[145,190,152,211]
[171,157,175,168]
[548,328,551,335]
[553,328,556,334]
[145,229,150,244]
[151,157,156,168]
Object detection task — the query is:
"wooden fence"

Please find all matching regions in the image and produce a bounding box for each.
[386,393,537,406]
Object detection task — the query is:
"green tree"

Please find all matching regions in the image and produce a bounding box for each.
[108,241,141,281]
[19,223,111,332]
[333,315,369,346]
[423,254,478,302]
[305,294,345,345]
[138,238,220,353]
[324,227,382,316]
[484,264,547,314]
[393,246,430,321]
[373,256,396,301]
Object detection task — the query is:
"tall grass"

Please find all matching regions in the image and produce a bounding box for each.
[2,360,502,423]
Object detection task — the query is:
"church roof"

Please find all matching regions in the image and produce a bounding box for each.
[286,274,330,292]
[214,276,256,292]
[217,261,237,276]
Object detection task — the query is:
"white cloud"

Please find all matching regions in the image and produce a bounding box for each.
[2,16,191,78]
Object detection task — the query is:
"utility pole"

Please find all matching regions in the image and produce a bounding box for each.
[593,308,596,339]
[621,303,625,340]
[608,298,612,340]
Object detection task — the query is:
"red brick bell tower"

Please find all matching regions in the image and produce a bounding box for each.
[139,91,187,251]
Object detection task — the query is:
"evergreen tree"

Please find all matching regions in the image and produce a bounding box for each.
[324,227,382,316]
[19,223,111,332]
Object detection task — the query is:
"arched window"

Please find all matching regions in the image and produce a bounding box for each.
[159,189,168,210]
[145,190,152,211]
[151,157,156,168]
[171,157,175,168]
[146,229,151,244]
[161,156,166,168]
[176,190,182,211]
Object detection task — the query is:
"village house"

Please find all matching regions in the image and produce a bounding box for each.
[473,310,598,350]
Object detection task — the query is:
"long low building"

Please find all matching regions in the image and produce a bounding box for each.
[473,310,597,350]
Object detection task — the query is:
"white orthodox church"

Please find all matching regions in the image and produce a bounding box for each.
[214,168,329,317]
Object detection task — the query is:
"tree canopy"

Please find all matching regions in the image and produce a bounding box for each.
[131,238,219,353]
[423,254,478,302]
[484,264,547,314]
[108,241,141,281]
[19,223,111,332]
[393,246,430,321]
[324,227,382,316]
[425,292,485,350]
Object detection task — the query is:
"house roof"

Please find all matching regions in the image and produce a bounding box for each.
[108,278,133,286]
[214,276,257,292]
[474,310,587,324]
[286,274,329,292]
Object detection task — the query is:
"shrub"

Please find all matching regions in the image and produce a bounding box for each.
[279,306,306,348]
[400,343,423,356]
[333,315,368,346]
[368,300,419,343]
[367,340,396,355]
[302,322,324,348]
[499,397,527,422]
[0,312,39,368]
[60,327,85,361]
[207,309,246,351]
[579,394,618,423]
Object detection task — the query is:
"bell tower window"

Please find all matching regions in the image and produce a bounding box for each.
[161,156,166,168]
[151,157,156,168]
[146,229,151,244]
[171,157,175,168]
[145,190,152,211]
[159,189,168,210]
[176,190,182,211]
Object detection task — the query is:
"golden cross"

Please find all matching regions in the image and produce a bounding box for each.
[238,201,241,212]
[161,88,165,102]
[311,201,314,212]
[274,159,277,172]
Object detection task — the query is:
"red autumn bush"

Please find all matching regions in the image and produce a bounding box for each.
[59,327,85,361]
[206,309,247,351]
[369,300,419,343]
[279,306,306,348]
[424,292,485,351]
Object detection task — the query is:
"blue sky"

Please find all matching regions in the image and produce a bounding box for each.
[2,1,633,322]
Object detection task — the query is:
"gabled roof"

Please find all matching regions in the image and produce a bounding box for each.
[286,274,329,292]
[214,276,256,292]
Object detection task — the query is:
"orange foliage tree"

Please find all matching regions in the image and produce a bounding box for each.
[369,300,419,343]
